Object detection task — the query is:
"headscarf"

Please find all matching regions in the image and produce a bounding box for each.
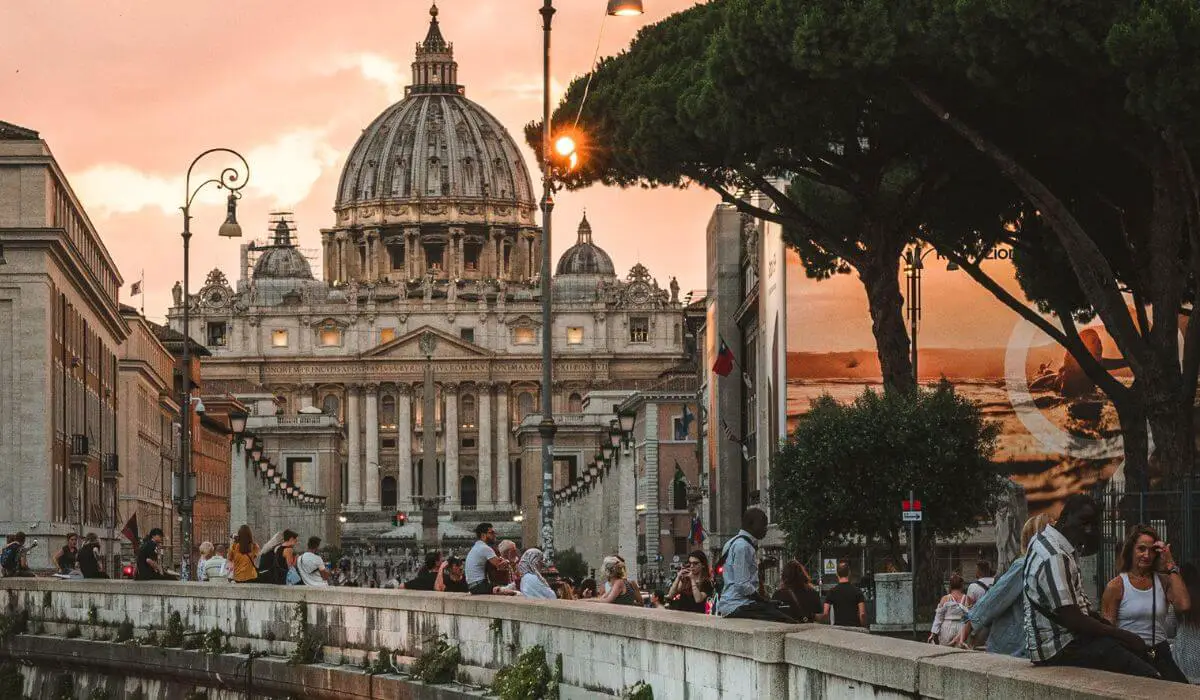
[518,548,546,585]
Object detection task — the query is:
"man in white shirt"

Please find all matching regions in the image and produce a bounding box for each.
[201,544,230,582]
[297,536,330,587]
[465,523,506,595]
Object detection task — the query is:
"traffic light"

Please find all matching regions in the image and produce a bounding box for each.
[121,564,134,578]
[392,512,408,527]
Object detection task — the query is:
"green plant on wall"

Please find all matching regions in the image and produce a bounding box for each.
[162,611,185,648]
[367,647,395,675]
[87,687,113,700]
[115,620,135,644]
[409,635,461,685]
[0,609,28,639]
[492,645,558,700]
[202,629,226,656]
[286,602,323,665]
[623,681,653,700]
[87,605,99,626]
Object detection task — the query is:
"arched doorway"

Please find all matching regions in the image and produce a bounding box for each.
[381,476,397,509]
[460,475,477,510]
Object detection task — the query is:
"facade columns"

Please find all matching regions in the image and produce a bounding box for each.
[365,384,380,511]
[495,384,510,508]
[444,383,459,504]
[478,384,493,509]
[347,386,362,509]
[397,386,413,509]
[404,232,415,280]
[229,441,248,533]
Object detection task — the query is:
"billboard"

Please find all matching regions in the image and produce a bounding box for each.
[784,248,1127,514]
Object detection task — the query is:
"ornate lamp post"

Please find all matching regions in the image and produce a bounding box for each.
[177,148,249,580]
[537,0,643,565]
[903,243,937,385]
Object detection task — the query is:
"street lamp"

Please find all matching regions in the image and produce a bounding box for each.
[536,0,643,565]
[177,148,249,581]
[903,243,937,385]
[228,409,248,437]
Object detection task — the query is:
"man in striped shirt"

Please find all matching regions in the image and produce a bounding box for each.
[1023,494,1158,677]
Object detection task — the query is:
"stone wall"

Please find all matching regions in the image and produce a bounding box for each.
[0,579,1178,699]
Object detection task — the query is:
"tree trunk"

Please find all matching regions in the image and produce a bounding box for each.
[1115,398,1150,494]
[857,254,917,394]
[1146,387,1195,486]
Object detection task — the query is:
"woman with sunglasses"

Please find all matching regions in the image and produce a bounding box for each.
[666,551,713,614]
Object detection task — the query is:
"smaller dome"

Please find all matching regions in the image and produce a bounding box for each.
[253,217,315,281]
[556,214,615,276]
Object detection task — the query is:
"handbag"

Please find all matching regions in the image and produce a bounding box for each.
[286,566,302,585]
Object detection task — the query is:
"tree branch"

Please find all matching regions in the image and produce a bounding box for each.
[1166,134,1200,402]
[940,249,1128,402]
[906,81,1151,377]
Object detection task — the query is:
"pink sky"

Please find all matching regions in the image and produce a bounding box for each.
[0,0,714,322]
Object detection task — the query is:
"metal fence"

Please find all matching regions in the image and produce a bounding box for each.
[1091,479,1200,591]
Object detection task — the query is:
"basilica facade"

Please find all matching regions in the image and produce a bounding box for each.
[168,6,688,544]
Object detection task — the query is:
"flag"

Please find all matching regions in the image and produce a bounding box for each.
[712,337,735,377]
[690,516,706,544]
[120,512,140,547]
[129,281,142,296]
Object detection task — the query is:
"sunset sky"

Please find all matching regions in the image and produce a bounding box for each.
[3,0,1058,354]
[1,0,714,323]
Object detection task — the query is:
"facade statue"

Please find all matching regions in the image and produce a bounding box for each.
[172,281,183,307]
[347,280,360,306]
[669,276,680,304]
[448,278,458,303]
[423,271,434,302]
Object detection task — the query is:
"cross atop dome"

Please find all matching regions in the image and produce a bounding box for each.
[576,212,594,245]
[409,1,463,96]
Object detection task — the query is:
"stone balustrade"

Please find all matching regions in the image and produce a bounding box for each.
[0,579,1180,699]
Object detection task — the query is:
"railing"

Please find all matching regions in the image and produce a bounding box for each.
[1091,479,1200,590]
[255,415,339,427]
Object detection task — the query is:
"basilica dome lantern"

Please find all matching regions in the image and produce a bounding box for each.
[553,213,618,303]
[327,3,539,288]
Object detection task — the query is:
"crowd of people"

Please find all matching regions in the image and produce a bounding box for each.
[7,496,1200,686]
[922,495,1200,685]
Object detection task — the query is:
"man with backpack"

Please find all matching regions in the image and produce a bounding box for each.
[715,507,794,622]
[258,530,299,584]
[1,533,34,578]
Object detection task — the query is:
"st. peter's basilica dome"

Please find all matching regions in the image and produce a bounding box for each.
[334,4,535,218]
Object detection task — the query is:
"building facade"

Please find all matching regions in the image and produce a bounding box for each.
[168,7,689,546]
[0,121,128,567]
[116,306,180,565]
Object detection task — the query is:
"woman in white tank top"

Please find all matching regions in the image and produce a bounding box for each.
[1100,525,1191,683]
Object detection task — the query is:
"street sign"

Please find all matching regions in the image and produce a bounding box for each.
[823,558,837,575]
[902,511,923,522]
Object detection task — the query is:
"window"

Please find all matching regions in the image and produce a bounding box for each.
[517,392,535,420]
[380,328,396,344]
[674,323,682,345]
[461,394,476,426]
[460,327,475,343]
[321,394,340,418]
[674,537,689,556]
[319,325,342,347]
[381,395,396,428]
[271,329,288,347]
[206,322,226,347]
[630,317,649,343]
[673,479,688,510]
[381,476,397,509]
[513,327,535,345]
[464,242,481,271]
[566,327,584,345]
[567,393,583,413]
[389,245,405,271]
[460,476,477,509]
[382,437,397,449]
[461,437,476,448]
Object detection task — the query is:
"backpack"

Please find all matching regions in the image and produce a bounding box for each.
[713,534,754,596]
[257,545,287,584]
[0,544,18,574]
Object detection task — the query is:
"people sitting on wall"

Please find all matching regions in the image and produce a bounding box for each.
[715,508,793,622]
[591,556,639,606]
[401,551,443,591]
[52,533,79,576]
[666,550,713,614]
[227,525,260,584]
[134,529,175,581]
[517,548,557,599]
[297,537,331,587]
[201,543,230,583]
[1,533,36,578]
[490,539,519,591]
[78,533,107,579]
[772,560,820,623]
[465,523,517,595]
[578,578,597,599]
[440,556,470,593]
